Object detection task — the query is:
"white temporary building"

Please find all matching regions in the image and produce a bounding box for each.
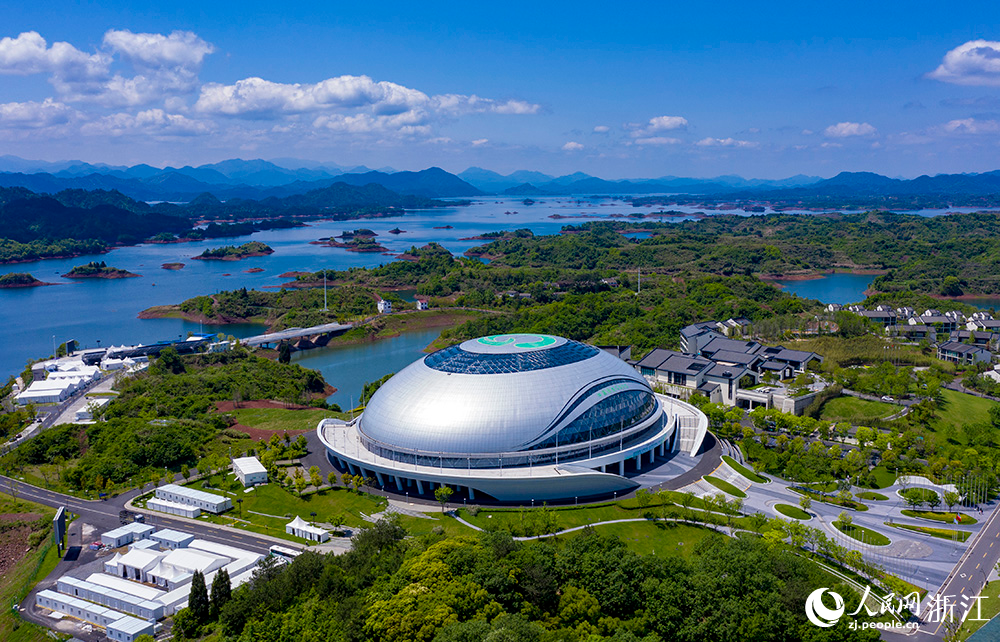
[114,548,165,582]
[85,573,165,602]
[107,616,156,642]
[35,588,131,628]
[151,529,194,550]
[146,548,229,589]
[16,379,75,405]
[102,522,155,548]
[156,484,232,513]
[285,516,330,542]
[130,539,159,551]
[233,456,267,486]
[147,497,201,518]
[75,396,111,421]
[56,575,164,620]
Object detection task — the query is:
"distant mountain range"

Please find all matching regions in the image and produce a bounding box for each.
[3,155,1000,205]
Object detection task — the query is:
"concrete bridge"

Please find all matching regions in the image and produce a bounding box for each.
[243,322,353,348]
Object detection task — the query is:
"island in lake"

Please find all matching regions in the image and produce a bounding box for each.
[161,262,185,270]
[192,241,274,261]
[0,272,53,288]
[62,261,140,279]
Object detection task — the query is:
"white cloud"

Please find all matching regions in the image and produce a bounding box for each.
[801,129,814,135]
[82,109,213,137]
[562,141,584,151]
[696,137,757,148]
[311,111,432,137]
[647,115,688,131]
[103,30,214,71]
[941,118,1000,134]
[633,136,680,145]
[929,40,1000,86]
[593,125,610,133]
[0,31,109,79]
[824,121,876,138]
[471,138,489,146]
[0,98,77,128]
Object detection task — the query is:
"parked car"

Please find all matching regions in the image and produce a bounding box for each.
[880,395,894,402]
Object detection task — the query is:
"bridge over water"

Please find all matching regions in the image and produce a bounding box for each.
[243,322,354,348]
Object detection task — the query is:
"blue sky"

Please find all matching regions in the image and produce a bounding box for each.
[3,1,1000,178]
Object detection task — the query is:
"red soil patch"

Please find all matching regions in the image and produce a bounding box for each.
[0,525,34,576]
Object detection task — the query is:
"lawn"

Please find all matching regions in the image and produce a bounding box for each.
[576,521,718,558]
[888,523,971,543]
[774,503,811,520]
[900,509,977,525]
[722,456,767,483]
[867,466,897,489]
[818,395,896,423]
[856,491,889,501]
[161,474,390,542]
[834,521,891,546]
[227,407,346,433]
[703,475,747,498]
[929,389,997,434]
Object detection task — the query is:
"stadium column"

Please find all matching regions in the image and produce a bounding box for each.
[394,476,404,491]
[416,479,425,494]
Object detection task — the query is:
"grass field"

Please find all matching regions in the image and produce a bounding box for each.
[867,466,898,488]
[929,389,997,435]
[227,407,345,432]
[835,521,891,546]
[774,503,811,520]
[0,494,60,642]
[818,396,897,423]
[575,521,719,558]
[157,474,391,542]
[900,509,977,525]
[857,491,889,501]
[703,475,747,498]
[722,456,767,483]
[888,523,971,542]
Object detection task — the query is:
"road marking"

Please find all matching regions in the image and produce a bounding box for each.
[985,552,989,558]
[977,563,981,569]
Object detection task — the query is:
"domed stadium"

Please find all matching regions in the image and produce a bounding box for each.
[317,333,708,502]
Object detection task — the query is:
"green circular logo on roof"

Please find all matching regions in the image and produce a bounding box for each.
[478,334,556,348]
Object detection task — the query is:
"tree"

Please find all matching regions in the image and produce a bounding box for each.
[927,491,942,512]
[799,494,812,513]
[309,465,322,489]
[188,570,209,624]
[294,475,307,496]
[835,511,852,529]
[902,488,924,509]
[435,485,454,512]
[277,341,291,364]
[341,472,353,490]
[944,490,961,512]
[210,568,231,618]
[327,471,337,487]
[635,488,651,510]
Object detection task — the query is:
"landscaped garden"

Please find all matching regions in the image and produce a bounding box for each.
[774,503,811,520]
[703,475,747,498]
[722,455,767,483]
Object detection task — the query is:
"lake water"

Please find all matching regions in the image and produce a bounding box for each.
[291,327,442,409]
[770,273,874,304]
[0,195,987,386]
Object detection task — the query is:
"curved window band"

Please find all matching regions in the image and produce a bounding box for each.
[529,390,657,451]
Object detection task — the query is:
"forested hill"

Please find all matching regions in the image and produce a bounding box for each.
[0,184,452,263]
[0,165,481,200]
[472,211,1000,296]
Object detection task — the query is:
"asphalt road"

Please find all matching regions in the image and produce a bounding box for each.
[0,474,282,555]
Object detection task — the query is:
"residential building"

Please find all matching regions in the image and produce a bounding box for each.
[937,341,992,365]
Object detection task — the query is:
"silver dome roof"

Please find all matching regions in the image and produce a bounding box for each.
[359,334,655,455]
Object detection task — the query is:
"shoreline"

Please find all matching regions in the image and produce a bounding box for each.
[758,268,886,282]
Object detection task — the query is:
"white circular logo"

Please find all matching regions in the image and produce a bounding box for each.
[805,588,845,628]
